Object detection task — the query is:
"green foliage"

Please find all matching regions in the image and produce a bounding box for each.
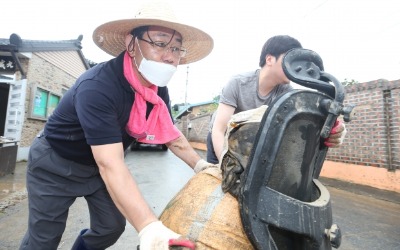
[199,104,217,115]
[209,95,220,112]
[171,108,178,118]
[342,78,359,86]
[86,59,98,68]
[171,94,220,118]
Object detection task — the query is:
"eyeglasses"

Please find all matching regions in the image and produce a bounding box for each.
[138,37,187,58]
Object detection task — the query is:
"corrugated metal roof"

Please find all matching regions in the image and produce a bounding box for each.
[36,51,87,78]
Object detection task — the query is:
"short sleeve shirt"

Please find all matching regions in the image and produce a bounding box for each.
[209,69,293,130]
[44,52,172,165]
[220,69,293,113]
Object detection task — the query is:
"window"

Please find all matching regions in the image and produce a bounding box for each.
[29,84,61,120]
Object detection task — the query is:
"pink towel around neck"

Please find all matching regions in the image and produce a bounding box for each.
[123,52,181,144]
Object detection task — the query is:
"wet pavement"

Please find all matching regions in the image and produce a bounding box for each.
[1,148,400,250]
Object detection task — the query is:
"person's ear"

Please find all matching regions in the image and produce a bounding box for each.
[125,35,135,56]
[265,55,275,66]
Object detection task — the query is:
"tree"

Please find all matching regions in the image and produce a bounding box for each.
[86,59,98,68]
[342,78,359,86]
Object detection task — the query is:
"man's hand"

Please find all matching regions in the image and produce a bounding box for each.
[325,120,347,148]
[194,159,218,173]
[138,221,180,250]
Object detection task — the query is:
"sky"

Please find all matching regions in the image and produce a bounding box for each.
[2,0,400,104]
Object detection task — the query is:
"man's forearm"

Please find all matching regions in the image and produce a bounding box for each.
[98,159,157,232]
[212,130,225,163]
[167,134,201,169]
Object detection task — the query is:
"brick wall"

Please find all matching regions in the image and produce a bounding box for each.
[326,79,400,170]
[182,79,400,171]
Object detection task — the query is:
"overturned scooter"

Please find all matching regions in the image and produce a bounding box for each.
[235,48,354,249]
[160,48,354,249]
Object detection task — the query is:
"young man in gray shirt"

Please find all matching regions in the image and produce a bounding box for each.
[207,35,346,163]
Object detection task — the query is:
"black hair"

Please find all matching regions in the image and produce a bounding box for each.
[259,35,302,67]
[130,26,149,39]
[128,26,149,52]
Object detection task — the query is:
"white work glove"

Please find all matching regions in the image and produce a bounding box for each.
[325,120,347,148]
[138,221,180,250]
[194,159,218,173]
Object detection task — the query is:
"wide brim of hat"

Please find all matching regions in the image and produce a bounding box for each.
[93,18,214,65]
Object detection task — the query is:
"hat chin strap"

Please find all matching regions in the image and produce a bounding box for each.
[130,38,149,85]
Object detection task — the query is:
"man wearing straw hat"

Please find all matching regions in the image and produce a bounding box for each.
[19,1,214,249]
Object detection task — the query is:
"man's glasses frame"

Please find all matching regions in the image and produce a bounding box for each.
[137,37,187,58]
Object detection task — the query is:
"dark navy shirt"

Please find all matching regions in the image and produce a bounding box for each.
[44,52,172,165]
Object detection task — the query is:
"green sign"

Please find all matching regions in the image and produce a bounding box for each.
[48,94,60,116]
[33,88,48,118]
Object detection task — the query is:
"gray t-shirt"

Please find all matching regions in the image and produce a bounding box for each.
[209,69,293,131]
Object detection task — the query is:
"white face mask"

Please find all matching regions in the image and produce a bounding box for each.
[134,38,177,87]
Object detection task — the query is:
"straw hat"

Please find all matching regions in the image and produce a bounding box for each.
[92,0,214,64]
